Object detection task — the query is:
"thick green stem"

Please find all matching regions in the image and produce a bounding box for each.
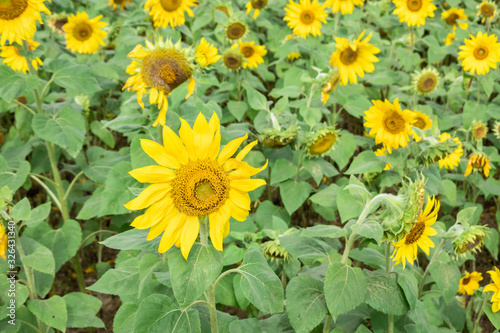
[199,216,209,246]
[472,294,489,333]
[340,201,372,265]
[207,285,219,333]
[323,315,332,333]
[386,243,394,333]
[417,239,445,298]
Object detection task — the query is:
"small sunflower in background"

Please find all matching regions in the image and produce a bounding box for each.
[411,110,432,142]
[441,8,468,30]
[196,38,221,67]
[236,41,267,69]
[48,13,68,35]
[123,38,197,127]
[225,21,248,41]
[287,52,301,60]
[437,132,463,170]
[453,225,488,256]
[283,0,327,39]
[109,0,132,10]
[445,31,455,46]
[321,70,341,105]
[125,112,267,259]
[374,148,391,170]
[484,267,500,312]
[458,272,483,295]
[0,0,51,46]
[64,12,107,54]
[392,0,436,27]
[411,67,439,95]
[246,0,268,19]
[471,120,488,141]
[458,32,500,75]
[324,0,364,15]
[222,50,243,70]
[305,127,338,157]
[145,0,197,28]
[364,98,414,153]
[0,39,42,73]
[477,1,497,24]
[464,153,491,177]
[329,31,380,85]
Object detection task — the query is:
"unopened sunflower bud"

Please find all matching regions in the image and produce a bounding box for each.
[261,239,291,263]
[260,126,298,149]
[305,126,339,157]
[453,225,488,256]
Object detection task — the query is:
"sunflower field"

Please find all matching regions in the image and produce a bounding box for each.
[2,0,500,332]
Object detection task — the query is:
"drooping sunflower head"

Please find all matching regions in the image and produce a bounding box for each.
[441,8,468,30]
[305,126,338,157]
[145,0,197,28]
[324,0,365,15]
[477,1,497,23]
[471,120,488,141]
[458,31,500,76]
[236,40,267,69]
[48,12,68,35]
[196,38,221,67]
[494,120,500,139]
[246,0,268,18]
[464,152,492,177]
[411,110,432,142]
[283,0,327,39]
[109,0,132,10]
[321,70,341,105]
[225,21,248,41]
[453,225,488,256]
[392,0,437,27]
[0,39,42,73]
[64,12,108,54]
[260,126,298,149]
[261,239,291,262]
[458,272,483,295]
[412,67,439,95]
[437,132,463,170]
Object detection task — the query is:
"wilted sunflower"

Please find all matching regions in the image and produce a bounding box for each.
[283,0,327,39]
[464,153,491,177]
[260,126,298,149]
[222,50,243,70]
[484,267,500,312]
[0,39,41,73]
[305,127,338,157]
[391,195,439,269]
[324,0,364,15]
[123,38,197,127]
[226,21,248,41]
[392,0,436,27]
[458,272,483,295]
[445,31,455,46]
[374,148,391,170]
[321,70,341,105]
[441,8,468,30]
[364,98,414,153]
[196,38,221,67]
[411,110,432,142]
[477,1,497,23]
[0,0,50,46]
[458,32,500,76]
[145,0,197,28]
[437,132,463,170]
[329,31,380,85]
[109,0,132,10]
[237,41,267,69]
[64,12,107,54]
[453,225,488,256]
[125,113,267,259]
[246,0,267,19]
[0,224,6,260]
[471,121,487,141]
[412,67,439,95]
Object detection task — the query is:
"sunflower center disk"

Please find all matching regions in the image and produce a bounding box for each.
[481,5,493,17]
[445,13,459,25]
[141,49,192,94]
[474,46,489,60]
[227,23,246,40]
[413,117,426,130]
[300,10,315,25]
[0,0,28,20]
[251,0,267,9]
[407,0,422,11]
[241,46,255,58]
[73,23,93,41]
[171,159,230,217]
[462,277,471,285]
[310,134,336,155]
[224,53,242,68]
[404,222,425,245]
[160,0,182,12]
[383,111,405,134]
[340,47,358,65]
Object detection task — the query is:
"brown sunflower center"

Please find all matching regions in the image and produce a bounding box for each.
[480,4,494,17]
[474,46,489,60]
[223,53,242,69]
[73,23,93,41]
[407,0,422,11]
[300,10,315,25]
[141,49,192,94]
[0,0,28,20]
[383,111,405,134]
[160,0,182,12]
[309,133,336,155]
[471,156,484,168]
[473,125,486,140]
[421,77,436,92]
[251,0,267,9]
[340,47,358,65]
[171,159,230,217]
[462,277,471,285]
[227,22,246,40]
[241,46,255,58]
[404,221,425,245]
[413,117,427,130]
[445,13,459,25]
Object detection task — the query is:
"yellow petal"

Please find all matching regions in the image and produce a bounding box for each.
[217,134,248,164]
[124,183,171,210]
[140,139,180,169]
[186,77,195,99]
[209,212,224,251]
[229,189,251,210]
[158,213,185,252]
[235,140,258,161]
[179,119,198,160]
[193,113,213,159]
[181,216,200,259]
[162,125,189,164]
[129,165,176,183]
[230,178,266,192]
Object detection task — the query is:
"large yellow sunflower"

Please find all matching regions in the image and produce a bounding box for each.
[392,0,436,27]
[437,132,463,170]
[484,267,500,312]
[324,0,364,15]
[0,39,41,73]
[145,0,197,28]
[125,113,267,259]
[283,0,327,39]
[458,32,500,76]
[196,38,221,67]
[442,8,468,30]
[458,272,482,295]
[123,38,197,127]
[329,31,380,85]
[0,0,50,46]
[364,98,414,153]
[464,153,491,178]
[246,0,268,19]
[237,41,267,69]
[411,110,432,142]
[109,0,132,10]
[64,12,107,55]
[392,196,439,269]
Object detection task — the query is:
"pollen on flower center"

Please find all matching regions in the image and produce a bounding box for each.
[223,52,242,69]
[251,0,267,9]
[413,117,426,130]
[74,23,93,41]
[340,47,357,65]
[160,0,182,12]
[474,46,489,60]
[227,23,246,40]
[462,277,471,285]
[300,10,315,24]
[141,49,192,94]
[422,78,435,91]
[405,221,425,244]
[383,111,405,134]
[445,13,459,25]
[0,0,28,20]
[241,46,254,58]
[407,0,422,11]
[481,4,494,16]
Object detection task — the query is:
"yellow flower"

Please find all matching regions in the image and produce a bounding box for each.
[458,272,483,295]
[412,67,439,95]
[458,32,500,76]
[125,112,267,259]
[145,0,197,28]
[237,41,267,69]
[109,0,131,10]
[64,12,107,55]
[246,0,267,18]
[287,52,301,60]
[123,38,197,127]
[321,71,340,105]
[196,38,221,67]
[464,153,491,177]
[445,31,455,46]
[226,21,248,41]
[0,224,6,260]
[392,0,436,27]
[364,98,414,153]
[477,1,497,24]
[411,110,432,142]
[329,31,380,85]
[324,0,364,15]
[484,267,500,312]
[305,127,338,157]
[0,39,41,73]
[0,0,50,46]
[222,51,243,70]
[392,196,439,269]
[283,0,327,39]
[437,132,463,170]
[441,8,468,30]
[471,121,488,141]
[374,148,391,170]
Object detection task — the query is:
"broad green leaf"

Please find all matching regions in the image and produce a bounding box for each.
[397,269,419,310]
[90,121,115,148]
[27,296,67,332]
[337,186,364,223]
[23,202,51,227]
[10,198,31,222]
[223,243,245,266]
[345,151,386,175]
[0,158,30,193]
[407,300,430,333]
[301,225,347,239]
[271,159,298,185]
[63,292,105,328]
[348,248,385,269]
[245,86,268,111]
[100,229,160,251]
[215,273,237,307]
[227,101,247,121]
[20,236,55,276]
[87,258,140,296]
[114,303,138,333]
[484,228,499,260]
[48,59,101,97]
[456,207,476,227]
[0,65,41,101]
[329,133,357,170]
[279,233,334,262]
[428,259,461,303]
[441,179,456,206]
[233,274,250,309]
[138,254,168,298]
[255,201,290,229]
[484,303,500,329]
[364,270,408,315]
[309,184,340,208]
[228,318,259,333]
[99,161,136,216]
[350,220,384,245]
[279,180,312,214]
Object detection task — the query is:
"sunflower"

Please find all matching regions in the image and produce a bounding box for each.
[287,52,300,60]
[123,38,197,127]
[391,195,439,269]
[464,153,491,177]
[392,0,436,27]
[324,0,364,15]
[222,50,243,70]
[412,67,439,95]
[321,71,340,105]
[329,31,380,85]
[283,0,327,39]
[196,38,221,67]
[437,132,463,170]
[453,225,488,256]
[305,127,338,157]
[0,224,6,260]
[225,21,247,41]
[445,32,455,46]
[458,32,500,76]
[441,8,468,30]
[493,120,500,139]
[477,1,497,24]
[458,272,483,295]
[125,113,267,259]
[47,13,68,35]
[364,98,414,153]
[0,39,41,73]
[471,121,487,141]
[236,41,267,69]
[109,0,131,10]
[484,267,500,312]
[246,0,267,19]
[145,0,197,28]
[374,148,391,170]
[411,110,432,142]
[64,12,107,54]
[0,0,50,46]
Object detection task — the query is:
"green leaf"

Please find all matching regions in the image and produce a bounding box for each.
[407,300,430,332]
[350,220,384,245]
[364,270,408,315]
[245,86,268,111]
[100,229,160,251]
[329,133,357,170]
[309,184,340,208]
[228,318,259,333]
[286,275,327,333]
[428,259,461,303]
[227,101,247,121]
[47,59,101,97]
[27,296,67,332]
[90,121,115,148]
[138,254,168,298]
[337,186,364,223]
[23,203,51,227]
[63,292,105,328]
[20,236,55,276]
[279,233,334,262]
[114,303,138,333]
[0,65,41,101]
[87,258,140,296]
[441,179,457,206]
[233,274,250,309]
[271,159,297,185]
[98,161,136,216]
[397,270,419,310]
[0,158,30,193]
[301,225,346,239]
[484,303,500,329]
[484,228,499,260]
[456,207,476,227]
[10,198,31,222]
[223,243,245,266]
[279,180,312,214]
[215,274,237,307]
[324,262,366,320]
[32,106,86,158]
[345,151,386,175]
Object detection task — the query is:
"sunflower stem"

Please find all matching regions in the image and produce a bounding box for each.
[200,216,209,247]
[473,293,489,333]
[386,243,394,333]
[417,239,446,298]
[207,284,219,333]
[323,315,332,333]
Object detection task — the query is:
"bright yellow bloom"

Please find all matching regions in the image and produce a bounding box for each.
[283,0,327,39]
[374,148,391,170]
[364,98,414,153]
[458,32,500,76]
[0,224,6,260]
[477,1,497,24]
[0,0,50,46]
[458,272,483,295]
[196,38,221,67]
[437,132,463,170]
[392,196,439,269]
[237,41,267,69]
[305,127,338,157]
[411,110,432,142]
[464,153,491,178]
[125,112,267,259]
[145,0,197,28]
[484,267,500,312]
[471,121,488,141]
[411,67,439,95]
[109,0,131,10]
[123,38,197,127]
[287,52,301,60]
[445,31,455,46]
[64,12,107,55]
[246,0,268,18]
[329,31,380,85]
[325,0,364,15]
[0,39,41,72]
[392,0,436,27]
[442,8,468,30]
[321,71,340,105]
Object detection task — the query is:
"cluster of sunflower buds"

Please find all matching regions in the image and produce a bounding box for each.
[261,238,291,263]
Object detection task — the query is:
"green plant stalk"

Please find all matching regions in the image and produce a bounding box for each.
[477,76,481,104]
[417,239,445,298]
[199,217,218,333]
[340,202,372,265]
[472,294,489,333]
[323,315,332,333]
[386,243,394,333]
